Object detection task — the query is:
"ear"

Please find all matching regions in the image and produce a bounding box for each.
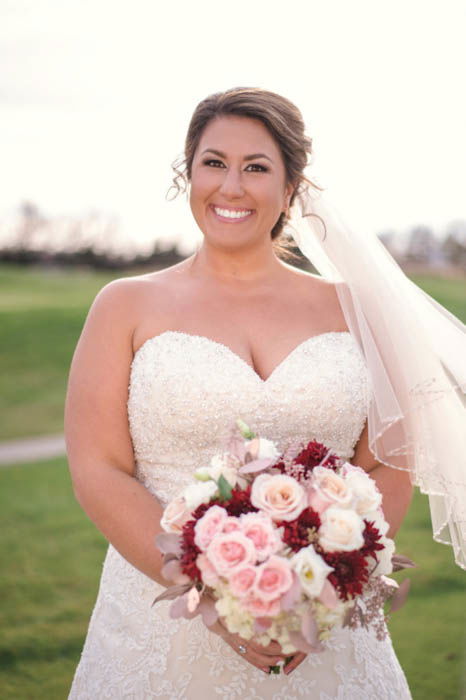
[283,182,295,213]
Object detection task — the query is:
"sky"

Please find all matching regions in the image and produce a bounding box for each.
[1,0,466,256]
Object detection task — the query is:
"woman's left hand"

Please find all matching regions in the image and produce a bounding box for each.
[283,651,308,675]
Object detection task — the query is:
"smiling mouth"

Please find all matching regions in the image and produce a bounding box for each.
[210,204,255,222]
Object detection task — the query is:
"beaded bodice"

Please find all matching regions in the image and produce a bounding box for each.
[127,330,371,505]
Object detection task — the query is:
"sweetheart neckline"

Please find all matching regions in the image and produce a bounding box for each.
[132,329,352,384]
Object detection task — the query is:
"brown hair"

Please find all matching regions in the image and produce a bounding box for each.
[167,86,325,261]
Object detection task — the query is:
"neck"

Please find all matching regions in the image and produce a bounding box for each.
[187,240,287,286]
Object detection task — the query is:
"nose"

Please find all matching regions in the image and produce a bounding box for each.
[218,167,245,199]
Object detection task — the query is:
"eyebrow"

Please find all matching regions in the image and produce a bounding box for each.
[201,148,274,163]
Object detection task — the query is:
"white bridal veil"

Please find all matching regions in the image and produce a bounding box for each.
[286,185,466,571]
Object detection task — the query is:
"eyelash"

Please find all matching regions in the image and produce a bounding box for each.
[202,158,268,172]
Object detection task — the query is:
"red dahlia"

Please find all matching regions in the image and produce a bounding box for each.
[180,518,202,580]
[361,520,385,561]
[293,440,340,476]
[320,549,370,600]
[279,507,322,552]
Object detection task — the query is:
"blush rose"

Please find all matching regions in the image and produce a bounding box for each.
[194,505,228,551]
[251,473,307,522]
[206,531,257,577]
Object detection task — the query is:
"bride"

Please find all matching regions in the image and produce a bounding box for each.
[65,87,465,699]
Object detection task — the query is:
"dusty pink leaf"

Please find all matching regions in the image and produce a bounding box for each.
[389,578,411,612]
[391,554,416,572]
[226,435,247,462]
[281,572,302,611]
[152,583,192,606]
[239,458,276,474]
[198,597,219,627]
[318,579,339,609]
[161,559,191,585]
[288,630,324,654]
[169,593,190,619]
[155,533,183,556]
[301,607,318,646]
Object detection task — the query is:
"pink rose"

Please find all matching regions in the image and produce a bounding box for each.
[307,466,353,515]
[221,517,242,533]
[160,495,192,533]
[253,555,293,601]
[250,474,307,522]
[196,553,220,586]
[206,531,256,577]
[239,512,282,561]
[229,565,257,597]
[243,593,281,618]
[194,505,228,551]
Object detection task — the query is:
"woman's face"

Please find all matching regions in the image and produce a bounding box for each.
[189,115,294,249]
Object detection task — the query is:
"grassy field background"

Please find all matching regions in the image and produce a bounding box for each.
[0,262,465,699]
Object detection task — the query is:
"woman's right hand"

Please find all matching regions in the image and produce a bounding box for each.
[209,616,289,674]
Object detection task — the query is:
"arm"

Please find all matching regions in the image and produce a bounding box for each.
[350,419,414,539]
[64,279,169,587]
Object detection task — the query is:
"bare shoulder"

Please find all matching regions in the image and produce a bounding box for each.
[92,264,182,332]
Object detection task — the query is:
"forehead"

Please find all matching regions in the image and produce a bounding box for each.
[196,115,281,158]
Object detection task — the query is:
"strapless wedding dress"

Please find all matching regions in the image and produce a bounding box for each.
[68,330,412,699]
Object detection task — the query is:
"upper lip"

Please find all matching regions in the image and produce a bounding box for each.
[211,204,254,212]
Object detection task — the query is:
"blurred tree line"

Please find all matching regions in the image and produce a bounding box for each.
[1,200,465,273]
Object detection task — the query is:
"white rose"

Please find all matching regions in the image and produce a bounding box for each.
[319,506,365,552]
[182,480,218,511]
[343,467,382,516]
[290,544,334,597]
[245,437,281,461]
[370,536,395,576]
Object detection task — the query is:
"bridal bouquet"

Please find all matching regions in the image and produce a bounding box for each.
[153,419,413,658]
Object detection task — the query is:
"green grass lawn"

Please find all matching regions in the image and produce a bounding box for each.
[0,458,464,699]
[0,262,465,442]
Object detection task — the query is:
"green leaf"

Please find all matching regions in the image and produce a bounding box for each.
[217,474,233,501]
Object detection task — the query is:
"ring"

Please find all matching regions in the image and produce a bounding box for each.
[238,644,247,654]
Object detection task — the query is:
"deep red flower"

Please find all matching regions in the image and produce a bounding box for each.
[279,507,322,552]
[361,520,385,561]
[293,440,340,477]
[180,517,203,580]
[320,548,370,600]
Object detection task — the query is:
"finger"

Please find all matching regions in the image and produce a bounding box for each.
[227,641,278,675]
[284,652,307,675]
[247,639,286,659]
[250,640,284,656]
[230,638,284,669]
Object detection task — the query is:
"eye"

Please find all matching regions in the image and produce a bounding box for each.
[245,163,268,172]
[202,159,225,168]
[202,159,268,173]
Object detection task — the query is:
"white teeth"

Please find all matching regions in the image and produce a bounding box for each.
[214,206,252,219]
